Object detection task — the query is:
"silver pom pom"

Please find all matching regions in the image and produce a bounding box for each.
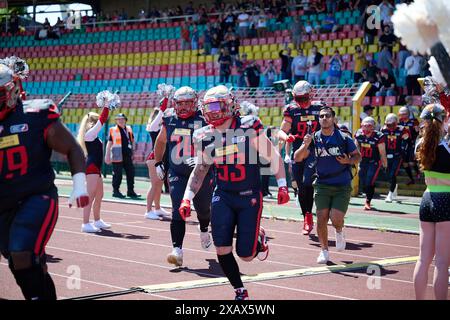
[240,101,259,116]
[157,83,176,98]
[96,90,120,110]
[0,56,29,79]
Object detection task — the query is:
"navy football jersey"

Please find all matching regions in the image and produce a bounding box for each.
[283,102,322,158]
[399,119,419,143]
[381,126,410,157]
[163,110,208,177]
[355,129,385,162]
[195,115,264,193]
[0,100,59,209]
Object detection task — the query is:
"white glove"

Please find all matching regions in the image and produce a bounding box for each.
[284,155,291,164]
[68,173,90,208]
[185,157,198,168]
[155,161,166,180]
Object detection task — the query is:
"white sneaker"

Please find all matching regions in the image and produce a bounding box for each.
[335,230,346,252]
[167,247,183,267]
[94,219,111,229]
[145,210,161,220]
[317,250,329,264]
[154,208,170,216]
[81,223,101,233]
[385,192,393,203]
[200,231,212,251]
[393,185,398,201]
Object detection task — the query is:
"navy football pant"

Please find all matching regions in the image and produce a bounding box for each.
[168,170,213,248]
[387,157,402,192]
[359,161,382,202]
[0,187,58,300]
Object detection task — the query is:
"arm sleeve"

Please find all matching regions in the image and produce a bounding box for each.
[85,120,104,142]
[147,111,163,132]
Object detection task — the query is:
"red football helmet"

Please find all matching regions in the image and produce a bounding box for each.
[201,85,238,127]
[172,86,197,119]
[0,64,21,121]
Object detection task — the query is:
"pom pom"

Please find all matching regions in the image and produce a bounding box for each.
[428,56,446,86]
[391,1,430,54]
[240,101,259,116]
[424,0,450,49]
[0,56,29,79]
[157,83,176,98]
[96,90,120,110]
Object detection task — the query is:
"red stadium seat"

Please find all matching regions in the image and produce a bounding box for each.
[385,96,397,106]
[371,96,384,106]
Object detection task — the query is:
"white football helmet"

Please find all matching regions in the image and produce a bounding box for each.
[398,106,409,121]
[292,80,313,108]
[201,85,238,126]
[385,113,398,129]
[173,86,197,119]
[0,64,20,121]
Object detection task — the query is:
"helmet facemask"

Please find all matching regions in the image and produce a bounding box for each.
[202,98,233,127]
[294,94,311,109]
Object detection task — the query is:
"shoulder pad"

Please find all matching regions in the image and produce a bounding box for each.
[193,125,214,143]
[23,99,58,113]
[240,115,259,127]
[311,100,324,106]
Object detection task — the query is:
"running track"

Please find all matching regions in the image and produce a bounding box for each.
[0,198,441,300]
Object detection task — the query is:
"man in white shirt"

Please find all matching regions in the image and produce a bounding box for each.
[291,49,308,83]
[238,11,250,39]
[404,53,423,95]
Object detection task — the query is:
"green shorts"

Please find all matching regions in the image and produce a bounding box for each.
[313,183,352,213]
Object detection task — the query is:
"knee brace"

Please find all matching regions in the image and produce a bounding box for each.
[9,252,56,300]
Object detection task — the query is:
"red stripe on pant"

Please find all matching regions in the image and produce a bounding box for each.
[251,192,264,257]
[370,161,382,186]
[41,201,59,257]
[33,198,56,257]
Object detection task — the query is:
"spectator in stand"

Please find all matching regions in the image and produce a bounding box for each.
[360,105,375,122]
[291,16,304,50]
[244,60,261,88]
[181,23,190,50]
[326,49,344,84]
[279,46,293,83]
[226,33,240,63]
[302,0,314,15]
[397,44,411,73]
[256,9,268,38]
[191,25,199,50]
[202,24,212,55]
[326,0,337,14]
[185,1,195,15]
[291,49,308,83]
[222,10,236,32]
[405,52,423,96]
[404,96,420,120]
[218,47,232,84]
[175,6,183,16]
[377,45,395,75]
[313,0,327,13]
[320,13,339,33]
[55,17,65,31]
[43,18,51,29]
[237,10,250,39]
[353,45,368,83]
[307,45,323,85]
[362,6,378,45]
[9,11,19,35]
[211,33,221,55]
[379,25,398,54]
[263,60,278,87]
[379,0,395,25]
[375,68,397,97]
[304,20,314,35]
[236,53,250,87]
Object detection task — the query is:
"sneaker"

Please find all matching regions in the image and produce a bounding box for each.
[302,212,314,235]
[94,219,111,229]
[335,230,346,252]
[81,223,101,233]
[145,211,161,220]
[256,227,269,261]
[385,192,393,203]
[393,185,398,201]
[154,208,170,216]
[167,247,183,267]
[234,288,249,300]
[127,191,141,198]
[317,250,329,264]
[200,231,212,251]
[364,201,372,211]
[112,191,126,199]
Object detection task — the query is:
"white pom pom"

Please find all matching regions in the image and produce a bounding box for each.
[391,1,430,54]
[108,93,121,110]
[428,56,446,86]
[156,83,175,98]
[0,56,29,79]
[424,0,450,50]
[96,90,111,108]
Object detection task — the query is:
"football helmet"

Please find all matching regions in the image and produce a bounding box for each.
[292,80,312,109]
[173,86,197,119]
[0,64,21,121]
[384,113,398,130]
[361,116,376,135]
[398,106,409,121]
[201,85,238,126]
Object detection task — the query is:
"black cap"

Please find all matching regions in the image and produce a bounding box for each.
[115,113,127,121]
[363,105,375,112]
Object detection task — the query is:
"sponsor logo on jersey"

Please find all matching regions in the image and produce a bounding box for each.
[0,134,20,149]
[212,196,220,203]
[174,128,191,136]
[300,115,316,121]
[216,144,238,157]
[10,123,29,134]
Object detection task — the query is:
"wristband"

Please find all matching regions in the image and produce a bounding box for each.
[184,190,195,202]
[277,178,287,188]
